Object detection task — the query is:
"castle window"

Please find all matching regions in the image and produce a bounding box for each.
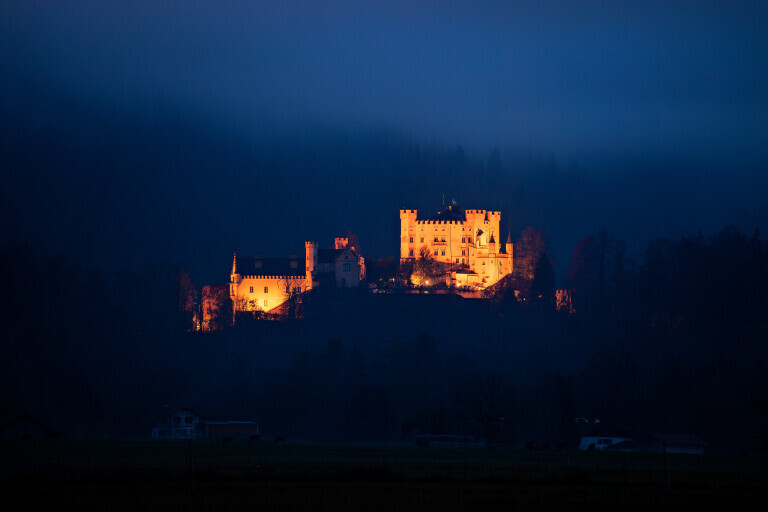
[468,237,473,244]
[409,237,413,243]
[462,237,465,243]
[455,258,459,263]
[409,249,414,256]
[441,237,446,242]
[343,263,351,272]
[264,286,268,293]
[249,286,253,293]
[264,299,268,307]
[420,237,424,243]
[434,237,438,243]
[441,250,445,256]
[434,249,438,255]
[462,258,465,264]
[461,249,465,255]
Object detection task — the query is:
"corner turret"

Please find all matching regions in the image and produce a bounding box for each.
[230,252,241,300]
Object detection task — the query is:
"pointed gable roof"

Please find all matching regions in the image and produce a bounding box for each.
[317,248,344,264]
[318,247,361,265]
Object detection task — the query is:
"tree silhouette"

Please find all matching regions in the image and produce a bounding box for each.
[530,253,555,307]
[456,372,513,449]
[411,246,440,286]
[280,278,304,321]
[514,227,547,298]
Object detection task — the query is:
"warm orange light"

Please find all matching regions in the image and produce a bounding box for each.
[556,289,575,314]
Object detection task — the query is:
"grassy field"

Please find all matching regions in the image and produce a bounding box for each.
[2,440,767,510]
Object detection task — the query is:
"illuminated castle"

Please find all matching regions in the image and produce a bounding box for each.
[230,237,365,314]
[400,205,513,289]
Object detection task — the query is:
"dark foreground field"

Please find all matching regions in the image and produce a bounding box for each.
[2,440,767,511]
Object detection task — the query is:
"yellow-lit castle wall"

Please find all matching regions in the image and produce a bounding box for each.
[230,275,306,313]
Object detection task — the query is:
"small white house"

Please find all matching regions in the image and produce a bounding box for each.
[579,426,634,451]
[152,408,204,440]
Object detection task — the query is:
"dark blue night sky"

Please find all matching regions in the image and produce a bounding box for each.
[2,0,767,282]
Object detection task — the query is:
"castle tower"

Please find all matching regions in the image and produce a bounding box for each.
[506,231,513,256]
[488,211,501,243]
[464,209,484,240]
[334,237,349,250]
[399,209,418,261]
[305,241,318,289]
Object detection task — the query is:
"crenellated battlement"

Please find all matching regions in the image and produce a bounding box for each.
[239,274,305,280]
[415,219,463,225]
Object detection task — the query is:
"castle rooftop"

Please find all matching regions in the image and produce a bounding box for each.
[234,256,306,277]
[421,205,466,222]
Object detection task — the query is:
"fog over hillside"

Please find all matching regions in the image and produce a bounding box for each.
[2,0,767,283]
[2,84,766,285]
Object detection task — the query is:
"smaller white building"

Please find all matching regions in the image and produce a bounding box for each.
[152,408,204,440]
[578,425,634,451]
[306,237,365,288]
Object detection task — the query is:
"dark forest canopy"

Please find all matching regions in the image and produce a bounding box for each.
[2,226,767,449]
